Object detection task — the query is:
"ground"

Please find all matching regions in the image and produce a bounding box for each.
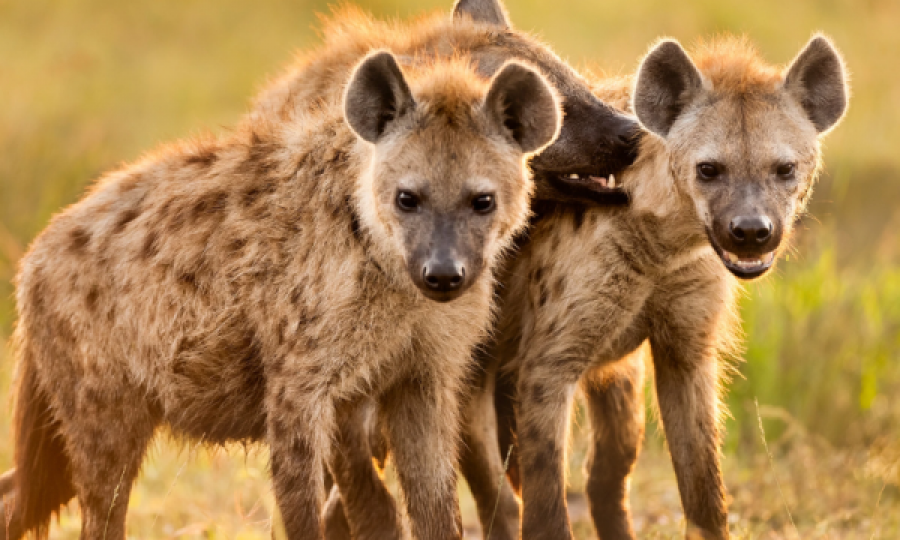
[4,400,893,539]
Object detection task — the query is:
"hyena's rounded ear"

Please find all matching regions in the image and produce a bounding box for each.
[452,0,510,29]
[633,39,704,138]
[484,62,561,154]
[344,51,416,144]
[784,35,849,134]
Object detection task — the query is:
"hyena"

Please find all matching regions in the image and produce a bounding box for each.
[241,1,643,537]
[477,35,849,540]
[0,48,564,540]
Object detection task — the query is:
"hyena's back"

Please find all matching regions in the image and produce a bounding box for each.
[17,116,362,433]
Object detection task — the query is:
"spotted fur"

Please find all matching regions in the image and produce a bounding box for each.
[316,32,849,540]
[480,35,849,540]
[0,48,559,539]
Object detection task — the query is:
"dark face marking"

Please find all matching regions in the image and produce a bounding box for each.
[404,209,488,303]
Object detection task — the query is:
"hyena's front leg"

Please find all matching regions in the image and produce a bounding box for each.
[322,487,352,540]
[324,400,404,540]
[380,375,463,540]
[649,293,731,539]
[582,349,646,540]
[516,361,580,540]
[267,379,336,540]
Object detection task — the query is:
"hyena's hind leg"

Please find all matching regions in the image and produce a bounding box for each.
[53,376,159,539]
[458,353,519,540]
[323,400,403,540]
[6,346,158,540]
[581,347,647,540]
[0,469,24,540]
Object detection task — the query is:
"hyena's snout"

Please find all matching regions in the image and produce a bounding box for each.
[711,208,783,280]
[408,216,484,303]
[728,214,775,248]
[411,247,473,302]
[422,255,466,295]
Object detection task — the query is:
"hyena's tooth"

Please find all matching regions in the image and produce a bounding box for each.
[568,173,580,180]
[608,174,616,188]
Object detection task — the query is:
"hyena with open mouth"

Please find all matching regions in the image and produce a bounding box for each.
[474,35,849,540]
[319,31,848,540]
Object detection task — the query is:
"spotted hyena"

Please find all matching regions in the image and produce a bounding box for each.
[0,46,564,540]
[473,35,849,540]
[241,0,644,537]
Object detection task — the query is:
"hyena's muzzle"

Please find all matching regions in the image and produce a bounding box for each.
[406,210,488,303]
[706,183,785,280]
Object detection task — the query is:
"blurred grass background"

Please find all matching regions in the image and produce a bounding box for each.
[0,0,898,537]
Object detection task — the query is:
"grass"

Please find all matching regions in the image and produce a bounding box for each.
[1,0,899,537]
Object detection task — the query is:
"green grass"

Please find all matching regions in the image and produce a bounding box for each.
[1,0,899,537]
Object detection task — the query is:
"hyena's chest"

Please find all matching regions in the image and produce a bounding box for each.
[518,212,672,364]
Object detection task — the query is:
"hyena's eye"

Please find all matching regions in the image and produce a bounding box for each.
[697,162,722,181]
[472,194,496,214]
[396,191,421,212]
[776,163,796,179]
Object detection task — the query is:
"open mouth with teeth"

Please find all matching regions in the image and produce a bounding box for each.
[706,233,777,279]
[546,172,630,205]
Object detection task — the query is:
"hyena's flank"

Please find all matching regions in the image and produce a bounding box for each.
[0,50,562,539]
[472,35,848,540]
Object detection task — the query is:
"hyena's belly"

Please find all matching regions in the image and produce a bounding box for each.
[162,329,268,444]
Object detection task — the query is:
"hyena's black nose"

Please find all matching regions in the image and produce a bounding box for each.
[423,261,466,292]
[729,216,773,245]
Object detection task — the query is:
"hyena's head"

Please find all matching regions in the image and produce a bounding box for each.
[345,51,560,302]
[452,0,641,205]
[633,36,849,279]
